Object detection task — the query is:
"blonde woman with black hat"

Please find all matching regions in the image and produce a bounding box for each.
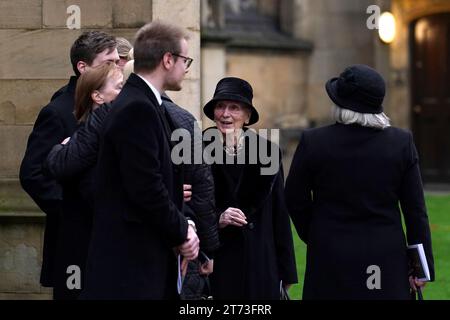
[203,77,298,300]
[285,64,435,300]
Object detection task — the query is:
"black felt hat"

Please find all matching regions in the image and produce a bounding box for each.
[326,64,385,114]
[203,77,259,125]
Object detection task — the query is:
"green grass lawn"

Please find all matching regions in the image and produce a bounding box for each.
[287,194,450,300]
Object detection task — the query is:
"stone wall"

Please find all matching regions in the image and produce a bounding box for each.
[226,51,309,130]
[0,0,200,299]
[201,45,226,129]
[292,0,377,127]
[290,0,450,130]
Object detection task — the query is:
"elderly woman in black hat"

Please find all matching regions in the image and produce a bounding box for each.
[285,64,435,300]
[203,77,298,300]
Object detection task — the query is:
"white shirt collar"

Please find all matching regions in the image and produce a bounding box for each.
[136,74,163,106]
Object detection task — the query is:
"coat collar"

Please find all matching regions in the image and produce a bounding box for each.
[67,76,78,93]
[126,73,160,107]
[205,127,280,217]
[136,74,163,105]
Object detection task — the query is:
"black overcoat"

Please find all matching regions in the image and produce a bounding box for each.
[285,123,435,300]
[43,103,112,299]
[206,128,298,300]
[80,74,188,299]
[19,77,78,287]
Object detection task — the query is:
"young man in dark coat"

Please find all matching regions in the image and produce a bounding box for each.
[44,79,218,300]
[81,21,199,300]
[19,31,119,299]
[285,64,434,300]
[44,97,219,300]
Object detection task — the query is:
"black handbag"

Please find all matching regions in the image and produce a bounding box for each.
[180,260,213,300]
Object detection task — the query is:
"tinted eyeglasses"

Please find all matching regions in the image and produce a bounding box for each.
[171,53,193,69]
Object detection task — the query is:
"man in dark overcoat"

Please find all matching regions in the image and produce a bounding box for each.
[81,21,199,299]
[19,31,119,299]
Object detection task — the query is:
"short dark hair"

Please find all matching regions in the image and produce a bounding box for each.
[134,21,189,73]
[70,31,117,76]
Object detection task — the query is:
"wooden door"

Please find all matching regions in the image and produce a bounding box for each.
[411,13,450,183]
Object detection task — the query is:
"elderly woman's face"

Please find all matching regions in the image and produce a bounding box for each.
[214,100,251,134]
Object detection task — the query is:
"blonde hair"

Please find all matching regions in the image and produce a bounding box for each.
[123,60,134,81]
[127,48,134,60]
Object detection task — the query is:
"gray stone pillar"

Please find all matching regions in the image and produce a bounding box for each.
[293,0,376,125]
[153,0,202,120]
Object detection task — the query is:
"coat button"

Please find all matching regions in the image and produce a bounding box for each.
[248,222,255,230]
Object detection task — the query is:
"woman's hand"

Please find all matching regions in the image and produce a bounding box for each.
[183,184,192,202]
[219,207,247,229]
[409,276,427,292]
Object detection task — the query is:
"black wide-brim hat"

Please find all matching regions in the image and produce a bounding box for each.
[203,77,259,125]
[325,64,385,114]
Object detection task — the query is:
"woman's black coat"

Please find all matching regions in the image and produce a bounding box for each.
[285,123,435,300]
[205,128,298,300]
[19,76,78,289]
[43,103,111,299]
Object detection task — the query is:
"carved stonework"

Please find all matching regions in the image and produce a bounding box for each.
[202,0,224,29]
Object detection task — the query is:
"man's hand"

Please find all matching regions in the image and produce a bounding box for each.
[183,184,192,202]
[177,224,199,260]
[219,207,247,229]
